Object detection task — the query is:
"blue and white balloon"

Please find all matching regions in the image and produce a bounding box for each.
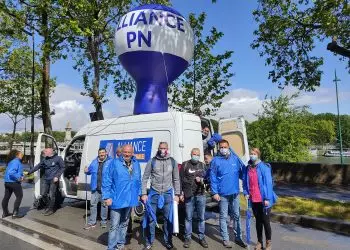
[115,4,194,114]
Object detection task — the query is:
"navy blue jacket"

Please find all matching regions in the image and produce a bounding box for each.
[28,154,65,181]
[4,158,23,183]
[85,156,112,192]
[243,162,278,208]
[102,156,141,209]
[210,148,245,196]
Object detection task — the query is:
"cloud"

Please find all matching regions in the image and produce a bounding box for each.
[215,88,264,121]
[51,100,90,131]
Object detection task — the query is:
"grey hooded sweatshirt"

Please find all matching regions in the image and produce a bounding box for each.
[141,154,181,196]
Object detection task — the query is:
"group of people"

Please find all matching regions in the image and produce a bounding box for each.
[2,147,65,219]
[1,132,277,250]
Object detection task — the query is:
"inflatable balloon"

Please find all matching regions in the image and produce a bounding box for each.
[115,4,194,114]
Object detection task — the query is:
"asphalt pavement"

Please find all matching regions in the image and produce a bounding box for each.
[0,179,349,250]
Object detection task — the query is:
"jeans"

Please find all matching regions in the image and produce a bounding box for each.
[88,191,108,226]
[185,195,206,240]
[219,194,243,242]
[252,202,271,243]
[43,180,58,211]
[107,207,131,250]
[2,182,23,213]
[146,192,173,246]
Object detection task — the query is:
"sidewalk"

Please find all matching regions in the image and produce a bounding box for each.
[274,182,350,203]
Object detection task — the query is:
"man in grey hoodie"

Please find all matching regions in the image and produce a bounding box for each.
[141,142,181,250]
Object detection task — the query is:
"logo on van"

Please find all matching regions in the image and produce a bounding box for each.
[100,138,153,163]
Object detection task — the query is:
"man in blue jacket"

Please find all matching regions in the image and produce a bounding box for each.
[103,144,141,250]
[210,140,247,248]
[27,148,65,216]
[84,148,112,230]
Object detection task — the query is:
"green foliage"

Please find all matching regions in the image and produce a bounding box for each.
[247,94,312,162]
[169,12,234,116]
[0,46,43,148]
[60,0,170,114]
[309,119,336,146]
[252,0,350,91]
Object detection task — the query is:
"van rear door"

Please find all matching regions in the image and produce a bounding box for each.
[34,133,67,199]
[218,117,249,164]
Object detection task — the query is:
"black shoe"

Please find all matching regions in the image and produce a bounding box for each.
[165,242,174,250]
[235,239,247,248]
[2,213,12,218]
[43,210,55,216]
[12,210,24,219]
[200,238,208,248]
[183,239,191,248]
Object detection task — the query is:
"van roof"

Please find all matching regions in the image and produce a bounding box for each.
[75,111,199,137]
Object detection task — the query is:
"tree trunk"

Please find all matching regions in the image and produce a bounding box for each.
[40,7,53,135]
[87,36,104,119]
[9,117,18,151]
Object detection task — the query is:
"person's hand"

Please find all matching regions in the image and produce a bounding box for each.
[141,195,148,203]
[264,200,270,207]
[74,176,79,184]
[180,195,185,202]
[104,199,112,206]
[245,195,250,200]
[174,195,179,204]
[195,176,201,183]
[84,166,88,173]
[53,177,59,183]
[19,176,24,182]
[213,194,221,202]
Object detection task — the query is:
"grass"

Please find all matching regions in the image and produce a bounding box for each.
[239,195,350,222]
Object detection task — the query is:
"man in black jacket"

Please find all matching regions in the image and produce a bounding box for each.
[28,148,65,216]
[180,148,208,248]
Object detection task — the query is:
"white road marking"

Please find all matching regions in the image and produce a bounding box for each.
[0,223,62,250]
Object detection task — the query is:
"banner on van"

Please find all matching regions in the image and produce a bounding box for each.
[100,138,153,162]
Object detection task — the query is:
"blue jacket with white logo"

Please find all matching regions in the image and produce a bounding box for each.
[102,156,141,209]
[85,156,112,192]
[242,161,278,208]
[210,148,245,196]
[4,158,23,183]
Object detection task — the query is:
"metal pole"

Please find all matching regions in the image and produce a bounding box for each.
[193,39,196,113]
[30,30,35,168]
[334,70,343,165]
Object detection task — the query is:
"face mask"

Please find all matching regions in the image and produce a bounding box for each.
[158,149,167,157]
[220,148,229,156]
[191,155,200,162]
[250,155,258,162]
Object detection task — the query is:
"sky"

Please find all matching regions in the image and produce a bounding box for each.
[0,0,349,133]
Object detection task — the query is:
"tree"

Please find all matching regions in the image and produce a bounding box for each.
[1,0,68,135]
[252,0,349,91]
[61,0,170,117]
[169,12,233,116]
[0,47,42,149]
[247,94,312,162]
[310,119,336,146]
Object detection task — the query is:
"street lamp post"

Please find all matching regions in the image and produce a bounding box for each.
[333,70,343,165]
[30,30,35,168]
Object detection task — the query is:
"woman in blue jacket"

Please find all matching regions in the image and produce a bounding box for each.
[1,150,25,219]
[243,148,277,250]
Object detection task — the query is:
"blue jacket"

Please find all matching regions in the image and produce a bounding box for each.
[85,156,112,191]
[243,161,278,208]
[102,156,141,209]
[210,148,245,196]
[28,154,64,181]
[4,158,23,183]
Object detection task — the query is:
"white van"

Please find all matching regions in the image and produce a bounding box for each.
[33,111,249,201]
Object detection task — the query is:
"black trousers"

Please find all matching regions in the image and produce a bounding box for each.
[252,202,272,243]
[2,182,23,213]
[43,180,59,211]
